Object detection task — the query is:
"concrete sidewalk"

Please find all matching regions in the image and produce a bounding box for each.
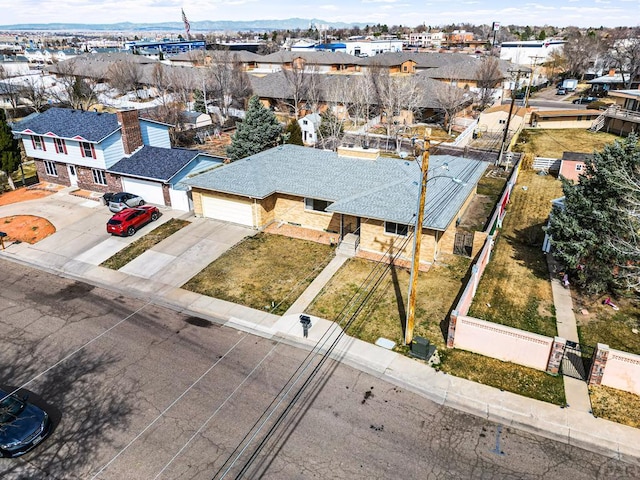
[548,256,593,414]
[1,193,639,466]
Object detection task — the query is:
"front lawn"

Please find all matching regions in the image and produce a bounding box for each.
[307,255,471,350]
[574,293,640,355]
[183,233,335,315]
[468,169,562,337]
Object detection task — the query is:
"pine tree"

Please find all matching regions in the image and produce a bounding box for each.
[284,119,303,146]
[226,96,282,161]
[548,134,640,294]
[193,89,206,114]
[0,109,20,185]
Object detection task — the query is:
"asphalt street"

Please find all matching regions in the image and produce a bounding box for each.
[0,259,637,479]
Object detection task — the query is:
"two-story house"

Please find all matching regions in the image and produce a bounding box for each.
[13,108,223,211]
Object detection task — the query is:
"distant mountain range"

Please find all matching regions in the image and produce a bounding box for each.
[0,18,364,33]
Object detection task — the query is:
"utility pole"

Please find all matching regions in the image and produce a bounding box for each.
[524,55,543,108]
[497,69,523,166]
[405,138,430,346]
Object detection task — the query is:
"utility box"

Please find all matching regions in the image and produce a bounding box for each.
[410,336,430,360]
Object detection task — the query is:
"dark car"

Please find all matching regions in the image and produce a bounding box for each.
[0,389,51,458]
[107,192,145,213]
[572,96,597,104]
[106,205,160,236]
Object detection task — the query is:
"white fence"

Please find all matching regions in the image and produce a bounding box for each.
[532,157,561,171]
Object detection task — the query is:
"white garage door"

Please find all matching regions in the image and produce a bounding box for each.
[121,177,165,206]
[201,195,253,227]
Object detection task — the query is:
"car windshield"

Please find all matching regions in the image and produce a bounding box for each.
[0,392,25,423]
[111,193,129,202]
[107,219,122,225]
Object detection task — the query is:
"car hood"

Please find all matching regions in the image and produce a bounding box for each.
[0,402,47,445]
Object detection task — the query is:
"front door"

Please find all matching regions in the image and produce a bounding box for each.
[67,165,78,186]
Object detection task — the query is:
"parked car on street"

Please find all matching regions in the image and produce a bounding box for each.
[106,192,145,213]
[572,96,597,104]
[556,88,567,95]
[0,388,52,458]
[106,206,160,236]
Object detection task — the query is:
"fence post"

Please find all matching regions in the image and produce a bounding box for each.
[546,336,566,375]
[446,310,458,348]
[588,343,609,385]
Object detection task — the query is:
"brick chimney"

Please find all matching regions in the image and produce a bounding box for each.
[117,110,143,155]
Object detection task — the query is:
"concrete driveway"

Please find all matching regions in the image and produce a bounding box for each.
[0,188,252,286]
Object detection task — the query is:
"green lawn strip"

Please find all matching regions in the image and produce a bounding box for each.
[183,233,335,315]
[100,218,190,270]
[468,170,562,336]
[307,255,471,350]
[589,385,640,429]
[439,349,566,405]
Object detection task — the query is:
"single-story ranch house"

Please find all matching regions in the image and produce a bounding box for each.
[184,144,488,268]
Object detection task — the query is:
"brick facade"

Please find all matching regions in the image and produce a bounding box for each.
[34,159,121,193]
[588,343,609,385]
[546,336,566,375]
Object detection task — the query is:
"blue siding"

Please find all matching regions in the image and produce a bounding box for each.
[171,155,223,187]
[140,121,171,148]
[102,132,125,168]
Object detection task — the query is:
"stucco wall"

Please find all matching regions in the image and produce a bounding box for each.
[601,348,640,396]
[453,315,553,370]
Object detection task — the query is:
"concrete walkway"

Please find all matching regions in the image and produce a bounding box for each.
[547,255,593,413]
[1,191,640,465]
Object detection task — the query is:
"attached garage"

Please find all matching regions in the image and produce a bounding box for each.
[201,194,254,227]
[121,177,166,206]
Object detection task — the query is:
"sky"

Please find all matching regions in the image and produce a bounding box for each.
[0,0,638,29]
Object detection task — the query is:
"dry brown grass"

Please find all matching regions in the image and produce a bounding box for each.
[513,129,619,158]
[307,254,471,349]
[468,170,563,336]
[590,385,640,428]
[184,233,335,315]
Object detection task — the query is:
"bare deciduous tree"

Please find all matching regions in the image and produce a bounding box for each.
[52,59,100,110]
[281,59,314,119]
[605,27,640,89]
[206,51,252,125]
[21,75,49,112]
[475,56,502,109]
[0,65,23,111]
[431,81,469,135]
[107,60,144,97]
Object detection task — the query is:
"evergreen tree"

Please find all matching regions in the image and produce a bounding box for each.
[548,134,640,294]
[226,96,282,161]
[0,109,20,177]
[193,89,206,113]
[284,119,303,146]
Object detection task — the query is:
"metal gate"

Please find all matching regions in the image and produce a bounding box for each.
[454,232,474,257]
[560,341,595,381]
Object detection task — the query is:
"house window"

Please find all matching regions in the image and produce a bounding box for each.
[92,169,107,185]
[80,142,96,158]
[304,198,330,212]
[499,119,506,124]
[385,221,409,236]
[44,161,57,176]
[32,135,46,151]
[54,137,67,154]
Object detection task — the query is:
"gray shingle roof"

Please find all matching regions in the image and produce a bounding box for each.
[184,144,487,230]
[108,146,216,182]
[12,107,120,142]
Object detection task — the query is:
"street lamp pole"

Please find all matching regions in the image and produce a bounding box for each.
[404,139,430,346]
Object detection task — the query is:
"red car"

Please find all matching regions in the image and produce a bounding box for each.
[106,206,159,236]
